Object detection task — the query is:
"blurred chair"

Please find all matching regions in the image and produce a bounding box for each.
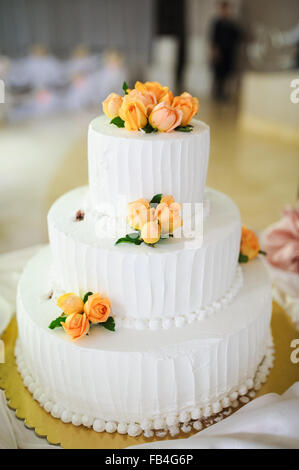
[6,44,65,90]
[146,36,178,91]
[5,45,127,120]
[184,36,211,97]
[65,44,102,80]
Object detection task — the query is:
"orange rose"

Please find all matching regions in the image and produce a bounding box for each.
[173,92,199,126]
[135,81,169,102]
[119,95,147,131]
[161,195,175,206]
[240,226,260,260]
[84,293,111,324]
[102,93,123,118]
[62,313,89,341]
[149,103,182,133]
[141,220,161,245]
[155,202,182,235]
[128,198,151,230]
[57,293,84,315]
[127,89,156,116]
[158,89,174,106]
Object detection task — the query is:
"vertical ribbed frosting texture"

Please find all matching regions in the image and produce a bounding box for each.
[47,187,241,325]
[88,116,210,214]
[16,248,272,426]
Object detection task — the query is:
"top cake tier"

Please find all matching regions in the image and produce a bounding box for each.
[88,116,210,214]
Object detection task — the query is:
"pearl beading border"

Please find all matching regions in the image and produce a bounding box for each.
[114,265,243,330]
[15,335,274,439]
[47,265,243,331]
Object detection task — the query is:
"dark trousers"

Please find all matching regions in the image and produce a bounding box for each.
[212,53,234,100]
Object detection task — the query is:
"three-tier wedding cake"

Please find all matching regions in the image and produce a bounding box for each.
[16,81,274,438]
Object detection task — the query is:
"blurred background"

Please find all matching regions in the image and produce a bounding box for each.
[0,0,298,253]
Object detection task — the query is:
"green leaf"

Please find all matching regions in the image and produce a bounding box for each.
[142,123,158,134]
[259,250,267,256]
[115,237,132,245]
[122,81,129,94]
[174,124,193,132]
[101,316,115,332]
[150,194,162,204]
[238,253,249,263]
[115,236,142,246]
[48,315,66,330]
[83,291,93,303]
[110,116,125,128]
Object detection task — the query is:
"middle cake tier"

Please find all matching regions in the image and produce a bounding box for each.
[48,186,241,328]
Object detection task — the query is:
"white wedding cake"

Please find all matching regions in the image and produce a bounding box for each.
[16,82,274,438]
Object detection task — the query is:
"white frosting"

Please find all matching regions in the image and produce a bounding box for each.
[16,337,274,438]
[16,247,273,436]
[96,265,242,330]
[88,116,210,214]
[15,112,274,438]
[47,186,241,324]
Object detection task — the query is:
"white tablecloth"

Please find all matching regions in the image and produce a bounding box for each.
[132,384,299,449]
[0,245,58,449]
[0,245,298,449]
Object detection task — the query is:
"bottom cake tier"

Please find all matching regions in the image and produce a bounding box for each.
[16,247,273,437]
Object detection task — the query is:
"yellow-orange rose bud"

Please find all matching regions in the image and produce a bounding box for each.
[119,95,147,131]
[57,293,84,315]
[127,89,156,116]
[155,202,182,234]
[173,92,199,126]
[102,93,123,118]
[135,81,169,102]
[161,195,175,206]
[149,103,182,133]
[240,226,260,260]
[84,293,111,324]
[128,198,150,230]
[62,313,89,341]
[158,89,174,106]
[141,220,161,245]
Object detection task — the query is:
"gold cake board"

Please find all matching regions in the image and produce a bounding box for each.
[0,302,298,449]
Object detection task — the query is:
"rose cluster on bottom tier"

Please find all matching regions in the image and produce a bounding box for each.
[48,292,115,341]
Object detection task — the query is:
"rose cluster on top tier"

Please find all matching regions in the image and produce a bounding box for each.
[102,81,199,132]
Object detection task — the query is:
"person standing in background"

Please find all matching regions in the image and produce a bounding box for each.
[209,1,242,101]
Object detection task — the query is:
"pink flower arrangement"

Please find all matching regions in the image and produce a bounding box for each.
[264,202,299,274]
